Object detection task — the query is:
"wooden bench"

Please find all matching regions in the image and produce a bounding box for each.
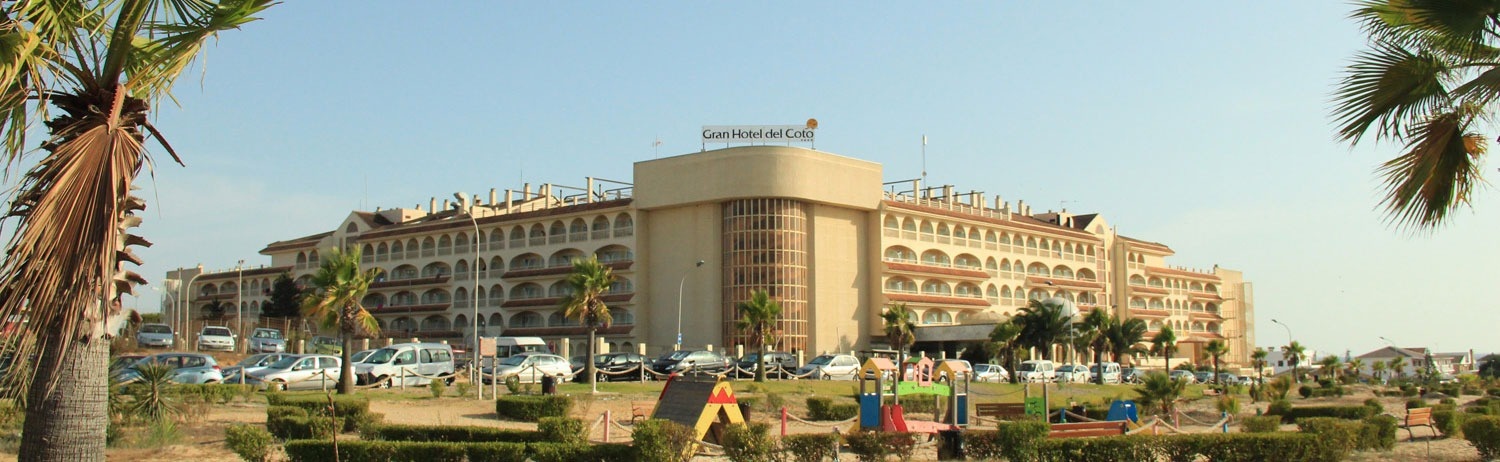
[1402,407,1436,440]
[1048,421,1129,438]
[631,401,654,423]
[974,403,1028,421]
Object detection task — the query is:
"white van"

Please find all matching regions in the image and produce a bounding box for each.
[1017,360,1057,382]
[353,342,455,388]
[1090,362,1122,384]
[494,337,548,358]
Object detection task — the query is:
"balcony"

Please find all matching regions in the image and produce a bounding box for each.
[883,260,988,280]
[1024,276,1103,290]
[368,302,450,315]
[369,274,451,290]
[884,292,991,307]
[504,260,633,279]
[503,324,634,337]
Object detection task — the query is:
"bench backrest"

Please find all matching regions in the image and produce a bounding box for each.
[1049,421,1128,438]
[1406,407,1433,426]
[975,403,1027,416]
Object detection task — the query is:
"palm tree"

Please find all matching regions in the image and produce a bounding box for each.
[1251,348,1269,402]
[559,256,616,392]
[1135,372,1187,415]
[1150,326,1178,372]
[301,247,382,394]
[1388,356,1407,381]
[1105,317,1149,365]
[0,2,272,457]
[1372,360,1388,383]
[735,289,782,383]
[1319,355,1343,382]
[987,321,1023,384]
[1203,340,1229,391]
[1333,1,1499,232]
[1012,299,1071,361]
[1285,341,1306,383]
[881,303,916,405]
[1347,358,1366,382]
[1078,308,1113,384]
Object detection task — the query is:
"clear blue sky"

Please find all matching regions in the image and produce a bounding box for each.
[111,2,1497,358]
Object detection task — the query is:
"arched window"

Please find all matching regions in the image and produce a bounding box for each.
[420,289,450,305]
[1129,274,1146,285]
[1148,277,1164,288]
[884,277,917,293]
[614,213,634,236]
[421,262,450,278]
[391,265,419,279]
[936,224,950,237]
[597,245,634,263]
[920,250,950,266]
[1001,286,1013,298]
[608,278,634,294]
[569,218,587,238]
[884,246,917,262]
[391,241,404,255]
[883,216,899,229]
[1028,289,1047,300]
[952,227,966,240]
[901,218,916,232]
[437,234,453,250]
[510,283,543,299]
[1205,283,1218,293]
[548,249,585,267]
[1026,237,1038,249]
[547,281,572,297]
[1130,298,1146,309]
[954,254,981,269]
[510,253,543,270]
[920,221,935,235]
[420,315,449,331]
[1052,265,1073,278]
[921,280,952,295]
[986,285,999,299]
[1026,262,1050,276]
[421,237,435,252]
[955,283,982,298]
[985,257,998,270]
[488,313,504,329]
[511,311,542,328]
[1000,259,1012,272]
[1077,269,1096,281]
[985,231,998,243]
[922,310,953,325]
[999,233,1011,245]
[611,308,635,325]
[1149,299,1165,309]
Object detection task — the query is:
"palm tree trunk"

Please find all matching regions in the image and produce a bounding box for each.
[339,333,354,394]
[586,328,597,391]
[1213,357,1220,392]
[754,343,766,383]
[1093,341,1105,385]
[20,331,109,460]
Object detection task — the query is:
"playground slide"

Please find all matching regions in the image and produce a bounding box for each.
[888,405,909,432]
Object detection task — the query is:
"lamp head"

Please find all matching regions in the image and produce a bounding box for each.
[696,260,705,267]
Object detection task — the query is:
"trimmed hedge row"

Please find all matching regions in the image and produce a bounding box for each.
[963,425,1345,462]
[805,397,858,421]
[1297,416,1396,454]
[368,424,546,443]
[267,393,371,420]
[494,395,572,422]
[1464,416,1500,461]
[1266,403,1378,423]
[781,433,840,462]
[282,440,635,462]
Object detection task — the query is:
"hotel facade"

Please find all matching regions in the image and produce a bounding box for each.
[164,146,1255,367]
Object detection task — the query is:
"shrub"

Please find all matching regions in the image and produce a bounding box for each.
[633,419,695,462]
[765,392,787,413]
[1406,398,1428,409]
[1489,387,1500,397]
[996,420,1050,462]
[1267,404,1376,424]
[1363,398,1383,414]
[267,394,371,420]
[494,395,572,422]
[841,431,888,462]
[1463,416,1500,461]
[503,375,521,394]
[428,379,446,398]
[453,382,471,398]
[1362,415,1398,451]
[369,424,545,443]
[781,433,839,462]
[1298,385,1314,399]
[1241,415,1281,433]
[900,395,938,416]
[267,406,308,421]
[1216,395,1240,415]
[723,423,777,462]
[1267,399,1293,418]
[961,430,1001,460]
[1297,417,1361,456]
[805,397,858,421]
[537,417,585,446]
[283,440,464,462]
[224,424,273,462]
[1441,397,1457,405]
[350,411,385,436]
[1433,409,1464,438]
[463,442,528,461]
[1034,435,1164,462]
[174,384,240,404]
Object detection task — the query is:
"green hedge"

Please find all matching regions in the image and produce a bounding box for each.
[805,397,858,421]
[171,384,241,404]
[1364,415,1398,451]
[1034,434,1160,461]
[1155,433,1340,462]
[997,420,1051,462]
[367,424,545,443]
[843,431,916,462]
[537,417,586,447]
[961,430,1002,460]
[1266,404,1378,423]
[1433,409,1464,438]
[282,440,632,462]
[1463,416,1500,461]
[267,394,371,419]
[1241,415,1281,433]
[494,395,573,422]
[961,430,1342,462]
[267,414,342,440]
[781,433,840,462]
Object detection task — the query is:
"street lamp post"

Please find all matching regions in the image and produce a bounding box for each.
[452,194,481,399]
[1270,318,1294,380]
[237,260,245,353]
[675,260,705,351]
[183,265,204,350]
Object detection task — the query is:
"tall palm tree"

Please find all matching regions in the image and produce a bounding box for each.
[1333,1,1499,232]
[1013,299,1070,361]
[1150,326,1177,372]
[1388,356,1407,381]
[1347,358,1366,382]
[881,303,916,405]
[988,321,1023,384]
[1077,308,1113,384]
[1372,360,1388,383]
[735,289,782,383]
[1203,339,1229,391]
[1285,341,1307,383]
[0,3,272,457]
[559,256,616,392]
[1319,355,1343,382]
[1135,371,1187,415]
[1105,317,1149,365]
[301,247,382,395]
[1251,348,1269,402]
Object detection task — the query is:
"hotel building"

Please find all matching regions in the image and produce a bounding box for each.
[164,146,1254,367]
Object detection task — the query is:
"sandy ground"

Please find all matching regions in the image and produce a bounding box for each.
[0,383,1487,461]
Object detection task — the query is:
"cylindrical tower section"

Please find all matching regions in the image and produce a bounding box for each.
[721,198,809,353]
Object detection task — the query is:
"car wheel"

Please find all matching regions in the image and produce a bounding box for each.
[377,376,392,389]
[597,372,608,383]
[445,376,455,386]
[270,380,287,391]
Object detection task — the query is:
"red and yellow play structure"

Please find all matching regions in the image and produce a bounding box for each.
[857,356,972,433]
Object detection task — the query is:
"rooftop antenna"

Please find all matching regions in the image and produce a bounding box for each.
[653,135,662,158]
[921,134,928,188]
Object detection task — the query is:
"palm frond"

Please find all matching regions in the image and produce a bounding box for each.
[1352,0,1500,60]
[1375,109,1487,231]
[560,256,615,329]
[125,0,275,99]
[1333,42,1452,144]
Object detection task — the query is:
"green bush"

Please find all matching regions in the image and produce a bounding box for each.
[1035,435,1161,461]
[463,442,528,461]
[267,414,342,440]
[900,395,938,415]
[997,420,1050,462]
[1266,404,1377,423]
[723,423,777,462]
[282,440,626,462]
[805,397,858,421]
[267,406,307,421]
[493,395,572,422]
[1267,399,1293,417]
[428,378,446,398]
[350,411,385,436]
[1296,417,1361,456]
[781,433,840,462]
[841,431,914,462]
[267,393,371,420]
[1363,415,1398,451]
[368,424,544,443]
[224,424,273,462]
[1440,397,1457,405]
[1406,398,1428,409]
[1433,409,1464,438]
[173,384,240,404]
[453,382,471,398]
[1155,433,1339,462]
[1363,398,1384,414]
[537,417,585,446]
[633,419,695,462]
[1462,416,1500,461]
[1298,385,1313,399]
[1241,415,1281,433]
[1488,387,1500,397]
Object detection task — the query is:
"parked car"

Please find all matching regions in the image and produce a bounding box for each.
[578,352,649,382]
[354,342,456,387]
[1170,369,1198,383]
[796,354,860,380]
[248,328,286,353]
[1121,367,1143,383]
[484,353,571,384]
[1194,371,1214,384]
[1055,364,1091,383]
[651,350,731,375]
[1217,372,1240,385]
[135,323,174,349]
[310,336,342,355]
[110,354,147,373]
[351,349,376,364]
[245,354,342,391]
[1090,362,1123,384]
[973,364,1009,382]
[736,352,797,379]
[1017,360,1057,382]
[1236,375,1259,386]
[112,353,223,385]
[196,326,236,351]
[222,353,289,384]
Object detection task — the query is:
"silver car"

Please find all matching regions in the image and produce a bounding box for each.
[245,354,342,391]
[974,364,1009,382]
[112,353,224,384]
[248,328,286,353]
[796,354,860,380]
[484,353,571,384]
[135,323,174,349]
[196,326,236,351]
[222,353,288,384]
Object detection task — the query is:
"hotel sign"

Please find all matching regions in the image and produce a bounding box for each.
[701,125,816,144]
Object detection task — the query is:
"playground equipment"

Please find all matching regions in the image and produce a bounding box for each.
[650,375,745,444]
[856,357,970,433]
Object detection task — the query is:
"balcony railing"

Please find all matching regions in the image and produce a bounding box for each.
[614,226,634,237]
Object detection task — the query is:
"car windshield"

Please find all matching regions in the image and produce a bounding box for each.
[110,356,143,370]
[664,351,692,360]
[352,350,374,363]
[1019,363,1040,372]
[140,325,170,334]
[808,355,834,366]
[203,328,231,336]
[237,354,268,367]
[498,355,529,366]
[267,356,301,370]
[253,330,281,339]
[364,348,397,364]
[740,353,760,362]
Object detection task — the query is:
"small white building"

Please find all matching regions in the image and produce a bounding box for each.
[1354,346,1466,379]
[1264,347,1324,377]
